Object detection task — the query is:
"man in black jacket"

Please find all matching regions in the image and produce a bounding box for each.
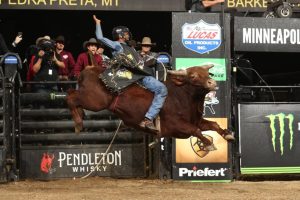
[0,32,22,55]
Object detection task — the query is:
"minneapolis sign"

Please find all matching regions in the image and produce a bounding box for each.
[234,17,300,52]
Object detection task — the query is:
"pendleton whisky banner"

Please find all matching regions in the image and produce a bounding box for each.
[0,0,184,11]
[239,103,300,174]
[234,17,300,52]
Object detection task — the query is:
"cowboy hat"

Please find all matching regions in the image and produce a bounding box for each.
[137,37,156,46]
[83,38,99,50]
[35,35,51,45]
[54,35,65,44]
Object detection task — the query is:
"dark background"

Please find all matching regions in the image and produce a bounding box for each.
[0,10,172,80]
[1,10,300,85]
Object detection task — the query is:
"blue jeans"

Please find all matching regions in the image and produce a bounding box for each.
[141,76,168,121]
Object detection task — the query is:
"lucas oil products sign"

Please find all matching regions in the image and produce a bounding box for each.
[234,17,300,52]
[181,20,221,54]
[239,103,300,174]
[172,12,231,58]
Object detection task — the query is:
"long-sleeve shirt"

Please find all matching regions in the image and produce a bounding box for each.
[73,52,104,77]
[58,50,76,78]
[95,24,144,65]
[96,24,128,56]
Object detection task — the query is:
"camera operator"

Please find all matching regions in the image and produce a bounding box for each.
[32,38,65,93]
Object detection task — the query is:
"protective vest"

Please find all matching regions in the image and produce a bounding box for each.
[117,43,151,76]
[120,43,142,65]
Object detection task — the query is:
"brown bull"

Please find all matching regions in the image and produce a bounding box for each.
[67,64,234,150]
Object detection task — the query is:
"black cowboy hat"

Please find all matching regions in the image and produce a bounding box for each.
[54,35,65,44]
[83,38,99,50]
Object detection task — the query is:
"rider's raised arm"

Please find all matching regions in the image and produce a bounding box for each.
[94,15,121,51]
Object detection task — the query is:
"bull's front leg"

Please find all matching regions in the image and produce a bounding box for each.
[193,128,217,151]
[198,119,235,141]
[164,120,216,151]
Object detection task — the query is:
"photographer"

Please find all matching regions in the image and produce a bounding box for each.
[32,38,65,93]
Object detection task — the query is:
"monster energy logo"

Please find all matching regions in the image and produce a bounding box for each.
[265,113,294,155]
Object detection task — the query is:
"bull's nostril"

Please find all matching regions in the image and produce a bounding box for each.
[207,79,216,85]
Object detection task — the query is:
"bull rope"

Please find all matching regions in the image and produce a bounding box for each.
[80,120,123,179]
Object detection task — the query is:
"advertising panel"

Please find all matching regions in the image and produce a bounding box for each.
[0,0,184,11]
[20,144,146,179]
[172,13,231,58]
[171,12,232,181]
[0,149,6,182]
[172,118,231,181]
[225,0,267,12]
[239,103,300,174]
[176,58,227,117]
[234,17,300,52]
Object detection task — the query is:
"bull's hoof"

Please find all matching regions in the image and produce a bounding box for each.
[148,139,158,148]
[224,134,235,141]
[205,144,217,151]
[222,129,235,141]
[75,124,82,134]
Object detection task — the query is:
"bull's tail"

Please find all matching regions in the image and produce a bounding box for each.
[66,88,76,95]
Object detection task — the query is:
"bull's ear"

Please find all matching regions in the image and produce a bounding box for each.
[170,75,185,86]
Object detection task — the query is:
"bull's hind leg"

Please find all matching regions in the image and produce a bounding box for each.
[198,119,235,141]
[67,90,84,133]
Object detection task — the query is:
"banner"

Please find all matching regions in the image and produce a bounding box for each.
[239,103,300,174]
[234,17,300,52]
[0,0,184,11]
[20,144,146,179]
[171,12,232,182]
[225,0,267,12]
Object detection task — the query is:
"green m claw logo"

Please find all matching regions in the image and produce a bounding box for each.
[265,113,294,155]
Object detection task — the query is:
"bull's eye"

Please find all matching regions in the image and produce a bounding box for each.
[190,74,197,79]
[209,73,214,77]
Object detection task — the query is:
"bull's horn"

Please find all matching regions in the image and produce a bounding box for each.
[167,69,187,76]
[201,64,214,70]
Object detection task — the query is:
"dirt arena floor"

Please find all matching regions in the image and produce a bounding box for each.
[0,177,299,200]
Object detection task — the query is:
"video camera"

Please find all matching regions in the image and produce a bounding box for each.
[37,39,55,59]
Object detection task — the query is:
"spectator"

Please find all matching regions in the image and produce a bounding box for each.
[96,41,110,62]
[31,38,65,93]
[73,38,105,79]
[137,36,158,77]
[54,35,76,91]
[25,35,51,80]
[0,32,22,55]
